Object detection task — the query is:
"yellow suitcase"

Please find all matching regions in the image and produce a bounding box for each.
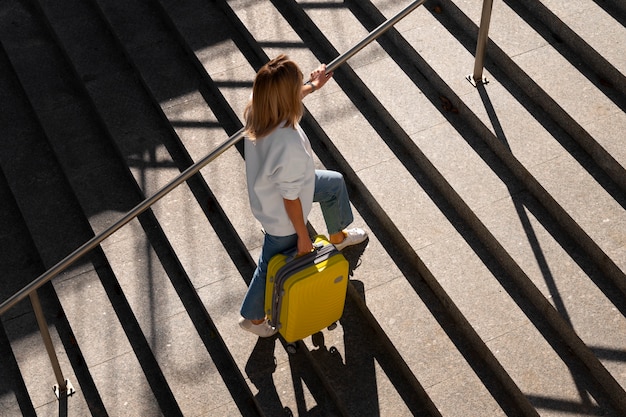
[265,235,349,344]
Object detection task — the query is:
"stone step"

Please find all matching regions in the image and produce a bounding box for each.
[443,0,626,190]
[54,0,345,413]
[83,0,444,414]
[0,0,624,415]
[204,3,620,412]
[0,31,113,416]
[387,0,626,393]
[221,0,619,412]
[514,0,626,96]
[159,0,538,415]
[324,0,626,410]
[19,0,436,412]
[0,45,151,416]
[362,0,626,398]
[357,0,626,291]
[0,1,255,415]
[0,166,50,417]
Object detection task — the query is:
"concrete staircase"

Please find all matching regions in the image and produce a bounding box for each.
[0,0,624,415]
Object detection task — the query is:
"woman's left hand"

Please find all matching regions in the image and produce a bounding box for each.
[308,64,333,90]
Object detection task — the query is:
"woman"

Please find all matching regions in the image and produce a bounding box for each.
[239,55,368,337]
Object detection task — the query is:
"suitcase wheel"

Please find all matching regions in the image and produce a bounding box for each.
[286,343,298,355]
[327,322,338,331]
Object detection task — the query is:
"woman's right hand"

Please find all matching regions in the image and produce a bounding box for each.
[297,234,314,256]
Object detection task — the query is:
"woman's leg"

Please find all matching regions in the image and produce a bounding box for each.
[240,232,298,321]
[313,169,354,236]
[314,170,368,249]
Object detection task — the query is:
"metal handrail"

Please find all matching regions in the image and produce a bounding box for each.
[0,0,426,398]
[1,0,425,317]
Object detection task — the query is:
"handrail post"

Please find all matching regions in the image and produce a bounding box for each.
[29,292,75,399]
[467,0,494,86]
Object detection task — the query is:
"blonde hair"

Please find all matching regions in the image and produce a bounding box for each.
[244,55,304,140]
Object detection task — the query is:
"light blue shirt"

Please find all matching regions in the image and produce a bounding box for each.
[245,123,315,236]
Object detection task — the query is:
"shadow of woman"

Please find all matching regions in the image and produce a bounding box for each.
[245,237,371,417]
[245,337,290,416]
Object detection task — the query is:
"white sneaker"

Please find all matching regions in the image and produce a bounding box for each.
[239,317,278,338]
[333,228,368,251]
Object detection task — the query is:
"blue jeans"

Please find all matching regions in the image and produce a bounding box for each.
[240,169,354,320]
[313,170,354,236]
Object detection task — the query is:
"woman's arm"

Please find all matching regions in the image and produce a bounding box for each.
[283,197,313,255]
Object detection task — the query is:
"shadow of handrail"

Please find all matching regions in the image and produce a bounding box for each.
[0,126,244,316]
